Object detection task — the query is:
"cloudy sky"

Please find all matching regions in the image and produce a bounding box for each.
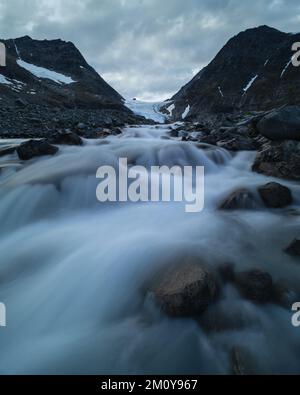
[0,0,299,100]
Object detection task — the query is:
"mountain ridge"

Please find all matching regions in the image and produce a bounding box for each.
[167,25,300,120]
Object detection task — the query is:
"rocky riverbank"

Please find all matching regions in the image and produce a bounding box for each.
[1,102,300,374]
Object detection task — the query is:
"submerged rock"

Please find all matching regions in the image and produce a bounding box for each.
[258,182,293,208]
[235,269,273,303]
[284,239,300,257]
[153,258,218,317]
[17,139,59,160]
[218,189,256,210]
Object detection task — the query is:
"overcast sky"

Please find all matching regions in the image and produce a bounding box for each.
[0,0,299,100]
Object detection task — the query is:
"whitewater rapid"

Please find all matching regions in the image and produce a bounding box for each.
[0,123,300,374]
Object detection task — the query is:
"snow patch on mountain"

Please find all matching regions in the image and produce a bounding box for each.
[17,59,75,84]
[280,58,292,78]
[243,75,258,93]
[182,105,190,119]
[166,103,175,116]
[218,86,224,98]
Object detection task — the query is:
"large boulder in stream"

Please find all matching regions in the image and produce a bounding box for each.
[17,139,58,160]
[257,106,300,141]
[47,130,83,146]
[153,258,218,317]
[218,189,256,210]
[258,182,293,208]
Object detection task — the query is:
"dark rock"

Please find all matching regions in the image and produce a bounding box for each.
[284,239,300,256]
[153,258,218,317]
[218,189,256,210]
[17,139,59,160]
[235,269,273,303]
[258,182,293,208]
[257,106,300,141]
[272,281,295,307]
[252,141,300,180]
[76,122,87,130]
[47,131,83,146]
[217,137,256,151]
[15,98,27,107]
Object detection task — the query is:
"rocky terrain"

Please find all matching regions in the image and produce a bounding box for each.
[0,36,146,137]
[165,25,300,121]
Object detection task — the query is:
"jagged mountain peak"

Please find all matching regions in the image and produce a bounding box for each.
[168,25,300,120]
[0,35,124,110]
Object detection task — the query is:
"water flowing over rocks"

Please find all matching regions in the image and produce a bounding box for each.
[16,139,58,160]
[218,189,256,210]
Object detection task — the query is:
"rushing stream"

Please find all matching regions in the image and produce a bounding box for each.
[0,121,300,374]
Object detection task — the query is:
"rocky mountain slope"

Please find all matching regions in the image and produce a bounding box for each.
[0,36,142,136]
[167,26,300,121]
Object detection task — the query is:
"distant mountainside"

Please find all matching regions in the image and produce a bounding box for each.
[166,26,300,121]
[0,36,146,137]
[0,35,124,110]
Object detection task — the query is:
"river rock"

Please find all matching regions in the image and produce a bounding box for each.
[284,239,300,256]
[252,140,300,180]
[153,259,218,317]
[217,136,256,151]
[234,269,273,303]
[258,182,293,208]
[218,189,256,210]
[257,106,300,141]
[47,131,83,146]
[17,139,59,160]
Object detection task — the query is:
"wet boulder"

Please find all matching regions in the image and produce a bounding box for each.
[17,139,59,160]
[258,182,293,208]
[234,269,273,303]
[257,106,300,141]
[47,130,83,146]
[252,141,300,181]
[153,259,218,317]
[218,189,256,210]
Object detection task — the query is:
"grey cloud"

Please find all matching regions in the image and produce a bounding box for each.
[0,0,300,100]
